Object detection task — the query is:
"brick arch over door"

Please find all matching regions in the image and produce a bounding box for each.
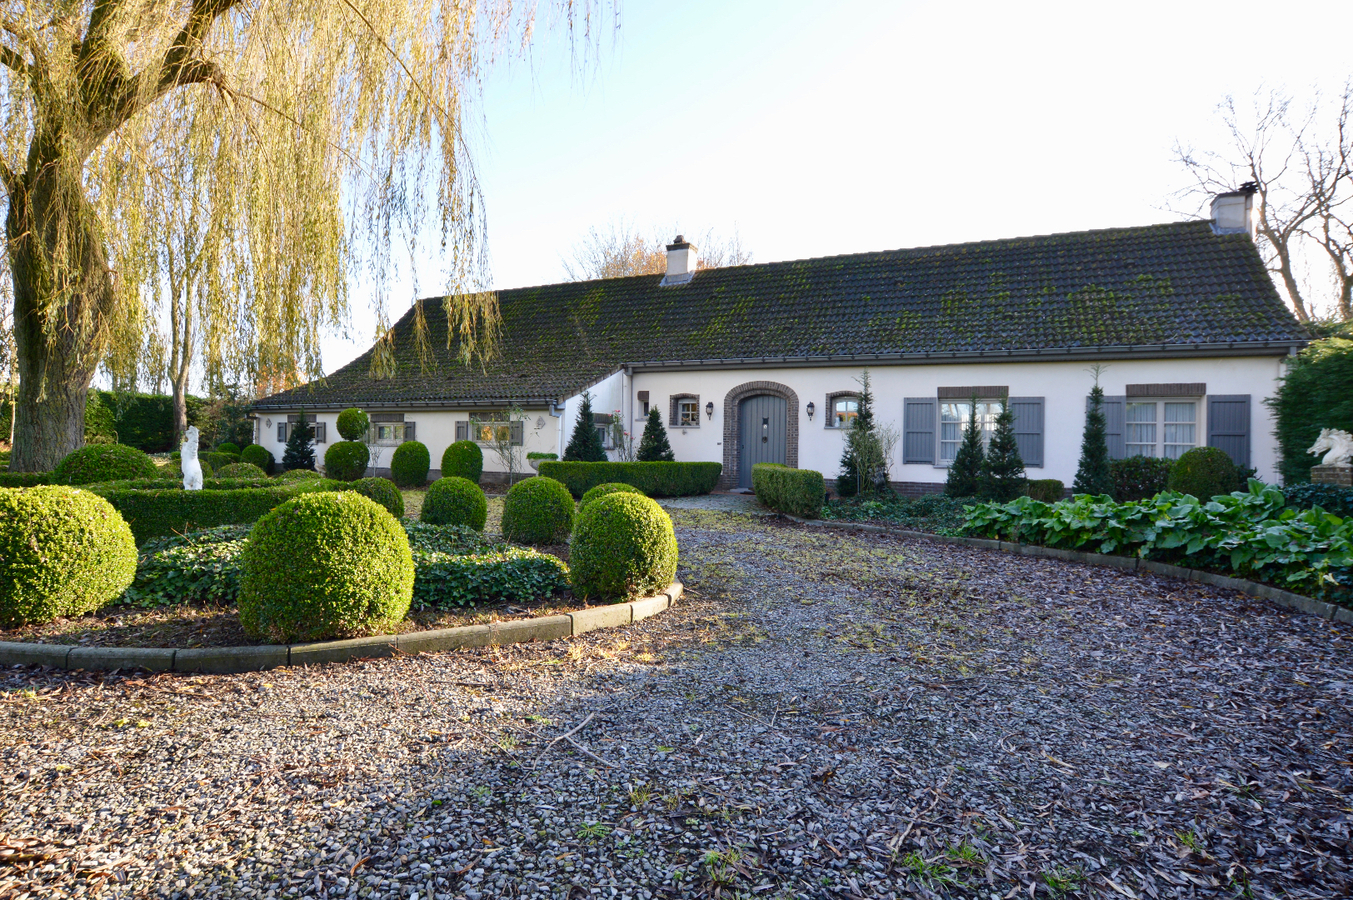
[723,381,799,488]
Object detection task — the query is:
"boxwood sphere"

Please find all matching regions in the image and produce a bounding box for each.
[215,442,242,456]
[349,477,405,518]
[441,440,484,484]
[324,440,370,481]
[422,476,488,530]
[579,482,644,516]
[570,493,677,602]
[1168,446,1240,499]
[239,492,414,643]
[55,443,159,485]
[337,407,370,441]
[390,440,431,487]
[502,476,575,545]
[215,461,269,479]
[240,444,274,473]
[0,486,137,625]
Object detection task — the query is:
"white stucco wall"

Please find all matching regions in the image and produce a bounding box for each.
[625,356,1290,487]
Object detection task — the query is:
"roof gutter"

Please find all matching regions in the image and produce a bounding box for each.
[622,340,1308,372]
[250,398,558,412]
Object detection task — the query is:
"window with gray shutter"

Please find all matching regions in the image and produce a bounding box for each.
[277,422,286,442]
[902,398,936,464]
[313,422,327,444]
[404,421,416,442]
[1008,397,1044,468]
[1087,394,1127,459]
[1207,395,1251,468]
[455,421,468,441]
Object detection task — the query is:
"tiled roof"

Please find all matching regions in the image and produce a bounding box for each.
[256,221,1309,409]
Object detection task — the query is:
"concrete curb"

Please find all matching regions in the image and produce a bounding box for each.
[1,583,683,675]
[786,516,1353,625]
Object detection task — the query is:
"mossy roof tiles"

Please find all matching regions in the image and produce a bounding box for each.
[256,221,1309,409]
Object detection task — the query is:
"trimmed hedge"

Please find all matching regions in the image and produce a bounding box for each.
[91,480,332,544]
[275,468,321,483]
[1024,478,1065,503]
[324,440,370,481]
[579,482,643,516]
[203,451,240,470]
[441,440,484,483]
[391,440,430,487]
[348,477,405,518]
[1283,482,1353,519]
[1268,336,1353,483]
[1110,456,1171,502]
[570,493,678,601]
[239,492,414,643]
[160,454,214,481]
[422,477,488,530]
[240,444,274,474]
[215,442,241,456]
[1,486,138,625]
[1168,447,1240,499]
[336,407,370,441]
[502,477,575,545]
[54,443,159,485]
[752,463,825,518]
[536,461,722,498]
[0,471,53,488]
[215,462,268,479]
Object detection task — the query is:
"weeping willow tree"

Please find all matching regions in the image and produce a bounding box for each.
[0,1,599,471]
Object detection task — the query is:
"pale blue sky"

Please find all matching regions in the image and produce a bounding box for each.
[321,0,1353,371]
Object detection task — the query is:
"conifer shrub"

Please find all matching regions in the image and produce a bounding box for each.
[336,407,370,441]
[1110,456,1171,502]
[979,402,1026,501]
[1267,336,1353,484]
[502,476,575,545]
[579,482,644,516]
[324,440,370,481]
[422,477,488,530]
[441,440,484,483]
[563,390,607,462]
[215,442,242,456]
[281,415,316,472]
[239,492,414,643]
[390,440,430,487]
[1024,479,1065,503]
[838,371,890,496]
[54,443,159,485]
[570,493,678,601]
[240,444,274,474]
[636,407,675,462]
[0,486,137,625]
[944,396,985,498]
[1073,384,1114,496]
[216,462,269,479]
[348,477,405,518]
[1168,447,1241,499]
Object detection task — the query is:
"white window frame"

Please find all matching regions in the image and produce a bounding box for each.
[373,423,407,445]
[938,400,1000,465]
[1125,399,1198,460]
[672,396,701,428]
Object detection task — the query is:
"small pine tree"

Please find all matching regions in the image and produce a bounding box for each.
[979,402,1026,501]
[563,391,608,462]
[282,412,316,471]
[839,370,888,496]
[1073,383,1114,496]
[637,407,675,461]
[944,395,985,498]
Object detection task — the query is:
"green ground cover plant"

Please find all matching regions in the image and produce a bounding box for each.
[963,481,1353,603]
[822,493,967,534]
[411,548,569,609]
[1283,483,1353,518]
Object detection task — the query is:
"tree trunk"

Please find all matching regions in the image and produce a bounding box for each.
[7,160,116,472]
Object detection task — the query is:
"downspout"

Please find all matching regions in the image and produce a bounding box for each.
[549,400,566,458]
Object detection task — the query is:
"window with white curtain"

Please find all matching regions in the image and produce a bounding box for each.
[939,401,999,463]
[1125,400,1197,459]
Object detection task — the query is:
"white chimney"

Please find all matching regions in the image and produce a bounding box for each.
[661,235,698,286]
[1210,185,1256,238]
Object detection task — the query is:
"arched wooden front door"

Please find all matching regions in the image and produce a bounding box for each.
[738,394,788,488]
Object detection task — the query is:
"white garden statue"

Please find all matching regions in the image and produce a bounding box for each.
[181,425,204,491]
[1308,428,1353,467]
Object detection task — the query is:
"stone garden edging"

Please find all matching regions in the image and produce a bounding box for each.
[785,515,1353,626]
[0,583,683,675]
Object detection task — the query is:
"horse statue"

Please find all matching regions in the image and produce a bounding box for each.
[181,425,204,490]
[1308,428,1353,467]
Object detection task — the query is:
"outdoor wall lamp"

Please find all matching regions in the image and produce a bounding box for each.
[705,402,714,420]
[806,402,815,420]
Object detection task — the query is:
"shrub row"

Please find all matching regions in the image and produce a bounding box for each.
[752,463,825,518]
[536,460,721,498]
[963,481,1353,604]
[91,480,332,544]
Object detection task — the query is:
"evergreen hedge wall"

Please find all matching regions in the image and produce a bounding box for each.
[535,461,722,498]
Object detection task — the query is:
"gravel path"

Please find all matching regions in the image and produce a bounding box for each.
[2,509,1350,900]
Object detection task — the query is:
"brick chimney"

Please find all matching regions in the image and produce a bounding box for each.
[661,235,698,286]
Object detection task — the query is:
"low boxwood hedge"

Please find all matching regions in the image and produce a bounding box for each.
[215,462,269,479]
[570,493,678,601]
[275,468,321,483]
[502,477,575,545]
[0,486,139,625]
[1024,478,1065,503]
[0,470,53,488]
[441,440,484,483]
[54,443,159,484]
[752,463,825,518]
[536,461,722,498]
[91,480,332,544]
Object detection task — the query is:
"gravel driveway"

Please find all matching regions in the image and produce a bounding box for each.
[3,509,1350,900]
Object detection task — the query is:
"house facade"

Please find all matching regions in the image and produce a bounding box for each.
[253,191,1308,490]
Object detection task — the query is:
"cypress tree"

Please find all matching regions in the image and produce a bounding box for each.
[563,391,608,462]
[282,411,316,471]
[839,370,884,496]
[944,395,985,498]
[979,401,1026,501]
[637,407,675,461]
[1073,384,1114,496]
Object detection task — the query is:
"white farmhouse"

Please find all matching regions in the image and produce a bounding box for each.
[252,190,1309,491]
